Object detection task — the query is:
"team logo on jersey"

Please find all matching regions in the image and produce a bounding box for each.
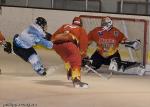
[98,31,103,37]
[114,31,119,37]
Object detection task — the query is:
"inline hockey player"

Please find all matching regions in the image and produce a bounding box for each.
[13,17,53,76]
[52,17,88,88]
[85,16,145,76]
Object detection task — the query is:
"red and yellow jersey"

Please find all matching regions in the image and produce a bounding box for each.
[0,32,5,44]
[53,24,88,57]
[88,27,127,57]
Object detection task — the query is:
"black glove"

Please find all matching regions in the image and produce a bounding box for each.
[3,41,12,54]
[82,56,92,67]
[44,32,52,41]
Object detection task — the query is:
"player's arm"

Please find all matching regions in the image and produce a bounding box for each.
[35,36,53,49]
[118,30,141,50]
[87,29,95,45]
[52,31,74,44]
[44,32,52,41]
[121,39,141,50]
[117,30,127,43]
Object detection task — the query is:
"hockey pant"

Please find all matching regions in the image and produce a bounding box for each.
[90,50,121,70]
[53,42,81,80]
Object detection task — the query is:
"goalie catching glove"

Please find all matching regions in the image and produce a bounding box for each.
[81,56,92,67]
[122,39,141,50]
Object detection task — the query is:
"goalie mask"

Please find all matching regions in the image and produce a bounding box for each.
[72,17,82,26]
[35,17,47,31]
[101,16,113,31]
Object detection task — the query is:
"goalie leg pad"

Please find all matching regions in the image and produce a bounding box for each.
[120,61,141,71]
[116,61,145,76]
[119,65,145,76]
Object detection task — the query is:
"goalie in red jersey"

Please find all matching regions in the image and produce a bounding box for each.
[87,16,145,76]
[52,17,88,88]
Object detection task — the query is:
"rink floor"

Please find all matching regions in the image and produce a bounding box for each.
[0,49,150,107]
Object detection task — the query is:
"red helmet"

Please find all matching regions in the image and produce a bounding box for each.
[72,17,82,26]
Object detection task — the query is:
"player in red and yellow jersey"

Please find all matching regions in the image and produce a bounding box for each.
[52,17,88,88]
[88,16,127,70]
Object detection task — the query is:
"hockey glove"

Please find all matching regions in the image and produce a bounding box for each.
[82,56,92,67]
[123,40,141,50]
[3,41,12,54]
[44,32,52,41]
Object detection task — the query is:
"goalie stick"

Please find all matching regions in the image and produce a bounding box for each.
[84,65,113,80]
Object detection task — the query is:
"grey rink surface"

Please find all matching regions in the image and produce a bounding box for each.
[0,49,150,107]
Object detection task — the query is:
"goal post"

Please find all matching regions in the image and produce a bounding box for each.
[79,15,148,66]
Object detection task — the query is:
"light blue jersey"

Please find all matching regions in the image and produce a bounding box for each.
[14,23,53,49]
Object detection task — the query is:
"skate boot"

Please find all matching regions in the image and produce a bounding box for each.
[72,77,88,88]
[37,68,47,76]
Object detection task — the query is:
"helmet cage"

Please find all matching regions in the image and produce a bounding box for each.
[101,17,113,31]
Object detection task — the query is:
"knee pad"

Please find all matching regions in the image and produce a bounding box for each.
[109,58,118,71]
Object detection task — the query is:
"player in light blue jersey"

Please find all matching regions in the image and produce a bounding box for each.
[13,17,53,76]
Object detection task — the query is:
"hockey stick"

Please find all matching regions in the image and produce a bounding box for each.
[85,65,113,80]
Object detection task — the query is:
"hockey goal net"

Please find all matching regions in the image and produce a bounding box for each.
[80,15,148,66]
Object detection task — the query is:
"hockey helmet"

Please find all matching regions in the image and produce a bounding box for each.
[101,16,113,31]
[35,17,47,30]
[72,17,82,26]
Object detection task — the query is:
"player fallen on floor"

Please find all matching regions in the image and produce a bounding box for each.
[13,17,53,76]
[0,31,12,74]
[83,16,145,77]
[51,17,88,88]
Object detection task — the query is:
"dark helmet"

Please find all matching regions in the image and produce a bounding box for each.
[72,17,82,26]
[35,17,47,28]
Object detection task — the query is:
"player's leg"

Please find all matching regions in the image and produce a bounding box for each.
[54,42,88,88]
[28,53,46,76]
[67,44,88,88]
[53,43,72,79]
[64,62,72,80]
[13,36,46,76]
[119,61,145,75]
[108,51,145,75]
[71,66,88,88]
[108,51,122,71]
[90,50,104,70]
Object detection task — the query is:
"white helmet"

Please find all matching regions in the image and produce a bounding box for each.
[101,16,113,31]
